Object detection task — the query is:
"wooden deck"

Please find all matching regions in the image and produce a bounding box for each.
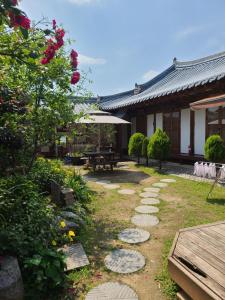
[168,221,225,300]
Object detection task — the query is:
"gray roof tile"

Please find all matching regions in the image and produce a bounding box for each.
[97,51,225,110]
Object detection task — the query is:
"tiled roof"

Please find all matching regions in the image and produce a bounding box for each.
[97,51,225,111]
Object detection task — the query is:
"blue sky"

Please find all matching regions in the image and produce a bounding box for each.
[20,0,225,96]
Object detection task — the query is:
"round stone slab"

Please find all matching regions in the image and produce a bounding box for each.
[139,192,158,198]
[160,178,176,183]
[118,189,136,195]
[85,282,138,300]
[83,176,98,182]
[95,180,111,185]
[152,182,168,188]
[131,214,159,227]
[104,249,145,274]
[141,198,160,205]
[135,205,159,214]
[118,228,150,244]
[103,184,120,190]
[143,187,160,193]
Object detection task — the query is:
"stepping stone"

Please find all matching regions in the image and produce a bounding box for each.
[139,192,158,198]
[104,249,145,274]
[83,176,98,182]
[103,184,120,190]
[160,178,176,183]
[118,228,150,244]
[141,198,160,205]
[152,182,168,188]
[143,187,160,193]
[95,180,111,185]
[131,214,159,227]
[85,282,138,300]
[118,189,136,195]
[135,205,159,214]
[59,243,89,271]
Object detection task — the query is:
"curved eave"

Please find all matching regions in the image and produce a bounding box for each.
[101,73,225,111]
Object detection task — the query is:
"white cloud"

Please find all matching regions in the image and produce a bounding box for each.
[175,25,204,39]
[142,69,159,81]
[68,0,101,5]
[79,54,106,65]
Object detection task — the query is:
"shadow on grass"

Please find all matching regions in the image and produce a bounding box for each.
[207,198,225,206]
[86,168,149,184]
[77,217,126,270]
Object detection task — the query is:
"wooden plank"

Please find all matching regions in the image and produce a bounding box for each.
[199,228,225,250]
[178,234,225,275]
[175,243,225,291]
[168,257,222,300]
[174,249,225,300]
[192,229,225,251]
[182,232,225,264]
[211,225,225,237]
[179,221,225,233]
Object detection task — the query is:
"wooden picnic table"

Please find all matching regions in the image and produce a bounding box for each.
[83,151,117,171]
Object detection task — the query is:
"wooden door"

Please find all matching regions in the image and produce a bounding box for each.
[163,111,180,154]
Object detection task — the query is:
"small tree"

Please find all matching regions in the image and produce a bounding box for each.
[147,128,170,169]
[142,137,149,166]
[128,132,145,163]
[204,135,225,162]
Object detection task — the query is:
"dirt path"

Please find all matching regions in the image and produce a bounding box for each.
[75,162,180,300]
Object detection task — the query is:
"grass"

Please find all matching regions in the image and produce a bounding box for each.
[139,165,225,299]
[66,163,225,299]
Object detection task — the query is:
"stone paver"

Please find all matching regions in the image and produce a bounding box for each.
[131,214,159,227]
[118,228,150,244]
[118,189,136,195]
[139,192,158,198]
[103,184,120,190]
[160,178,176,183]
[135,205,159,214]
[143,187,160,193]
[59,243,89,271]
[141,198,160,205]
[85,282,138,300]
[83,177,98,182]
[96,180,111,185]
[152,182,168,188]
[105,249,145,274]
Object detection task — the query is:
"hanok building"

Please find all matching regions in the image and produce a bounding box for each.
[93,51,225,161]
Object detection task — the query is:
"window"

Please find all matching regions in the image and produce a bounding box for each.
[207,106,225,139]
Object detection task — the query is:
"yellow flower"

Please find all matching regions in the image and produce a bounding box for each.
[51,240,57,246]
[68,230,75,237]
[60,221,66,228]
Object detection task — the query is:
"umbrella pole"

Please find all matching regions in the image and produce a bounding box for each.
[97,123,101,152]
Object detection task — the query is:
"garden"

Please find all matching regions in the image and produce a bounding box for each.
[1,1,225,300]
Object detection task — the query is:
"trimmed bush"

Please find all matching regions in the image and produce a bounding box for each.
[204,134,225,162]
[142,137,150,166]
[128,132,145,163]
[147,128,170,169]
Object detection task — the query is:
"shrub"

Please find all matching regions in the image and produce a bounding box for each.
[142,137,149,166]
[0,176,67,299]
[147,128,170,169]
[128,132,145,163]
[29,157,66,193]
[204,135,225,162]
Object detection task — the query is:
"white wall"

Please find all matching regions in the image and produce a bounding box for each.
[147,114,154,137]
[131,117,136,135]
[156,113,163,130]
[194,109,206,155]
[181,108,190,153]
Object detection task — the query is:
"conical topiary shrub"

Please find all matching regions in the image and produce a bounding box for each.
[147,128,170,169]
[204,134,225,162]
[128,132,145,164]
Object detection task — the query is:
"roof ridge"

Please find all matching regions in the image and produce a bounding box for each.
[175,50,225,68]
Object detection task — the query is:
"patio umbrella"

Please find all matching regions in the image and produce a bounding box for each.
[76,109,130,151]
